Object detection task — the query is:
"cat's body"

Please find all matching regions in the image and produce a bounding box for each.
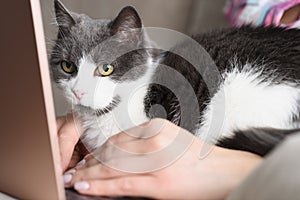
[149,26,300,155]
[51,0,300,156]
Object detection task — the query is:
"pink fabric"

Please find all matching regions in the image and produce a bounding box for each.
[224,0,300,28]
[264,0,300,27]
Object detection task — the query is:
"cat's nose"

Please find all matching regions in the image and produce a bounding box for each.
[72,89,85,100]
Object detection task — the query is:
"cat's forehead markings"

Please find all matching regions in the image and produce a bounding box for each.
[78,55,96,68]
[77,56,98,77]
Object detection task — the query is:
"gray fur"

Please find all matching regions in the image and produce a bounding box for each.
[51,0,148,85]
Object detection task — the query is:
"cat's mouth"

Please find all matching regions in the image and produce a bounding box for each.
[76,95,121,116]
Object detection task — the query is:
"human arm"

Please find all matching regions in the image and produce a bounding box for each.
[64,119,262,200]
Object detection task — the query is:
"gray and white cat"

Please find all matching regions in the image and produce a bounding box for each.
[51,0,300,156]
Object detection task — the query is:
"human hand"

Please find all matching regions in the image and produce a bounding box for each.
[57,113,86,172]
[63,119,262,200]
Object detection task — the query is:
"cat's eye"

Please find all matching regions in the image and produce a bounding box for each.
[97,64,114,76]
[61,61,76,74]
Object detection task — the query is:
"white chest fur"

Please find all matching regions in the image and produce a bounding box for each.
[79,59,156,150]
[79,82,151,150]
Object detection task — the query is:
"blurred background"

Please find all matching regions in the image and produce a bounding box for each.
[41,0,229,116]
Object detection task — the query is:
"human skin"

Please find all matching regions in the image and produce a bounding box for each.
[57,117,262,199]
[56,114,87,171]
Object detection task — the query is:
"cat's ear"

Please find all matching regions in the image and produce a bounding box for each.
[110,6,142,35]
[54,0,76,34]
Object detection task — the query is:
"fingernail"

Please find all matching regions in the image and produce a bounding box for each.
[65,169,76,174]
[63,174,72,184]
[74,181,90,191]
[76,159,86,167]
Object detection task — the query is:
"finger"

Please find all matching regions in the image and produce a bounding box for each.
[69,155,99,172]
[58,114,81,171]
[56,115,67,131]
[66,164,128,186]
[77,158,97,169]
[75,149,112,169]
[74,176,158,198]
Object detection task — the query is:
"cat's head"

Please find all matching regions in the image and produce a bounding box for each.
[50,0,153,115]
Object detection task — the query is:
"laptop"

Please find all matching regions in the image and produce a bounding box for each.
[0,0,67,199]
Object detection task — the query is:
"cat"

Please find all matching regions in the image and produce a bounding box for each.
[51,0,300,156]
